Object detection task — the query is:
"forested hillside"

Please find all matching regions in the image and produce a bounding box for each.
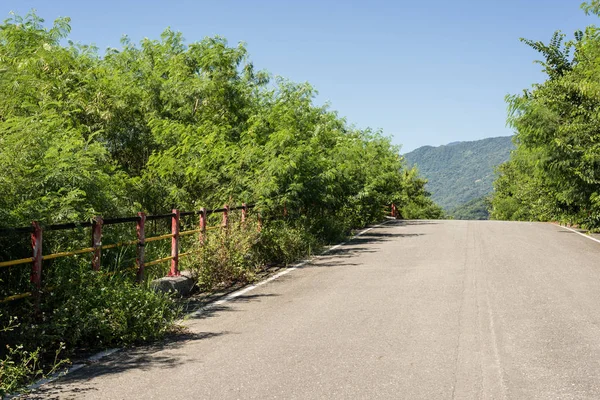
[404,137,514,216]
[491,1,600,230]
[450,197,491,220]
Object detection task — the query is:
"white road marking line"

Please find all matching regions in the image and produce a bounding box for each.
[556,224,600,245]
[187,219,393,317]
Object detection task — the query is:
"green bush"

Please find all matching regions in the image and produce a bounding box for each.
[0,340,66,397]
[255,221,318,265]
[35,272,180,349]
[184,218,318,291]
[0,311,66,397]
[188,222,262,290]
[0,272,180,396]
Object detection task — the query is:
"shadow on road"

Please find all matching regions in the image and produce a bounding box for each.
[28,330,228,399]
[29,293,281,398]
[333,231,423,251]
[397,220,441,226]
[353,232,423,242]
[184,293,279,319]
[301,222,425,268]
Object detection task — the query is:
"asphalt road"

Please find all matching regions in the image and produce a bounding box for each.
[31,220,600,399]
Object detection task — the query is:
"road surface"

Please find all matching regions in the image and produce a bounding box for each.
[31,220,600,399]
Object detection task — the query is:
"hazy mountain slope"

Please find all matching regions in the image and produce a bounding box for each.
[403,136,514,213]
[449,196,490,220]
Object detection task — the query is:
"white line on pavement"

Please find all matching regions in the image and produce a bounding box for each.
[556,224,600,245]
[187,218,393,317]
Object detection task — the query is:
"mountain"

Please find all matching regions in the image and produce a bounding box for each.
[450,197,490,220]
[403,136,514,218]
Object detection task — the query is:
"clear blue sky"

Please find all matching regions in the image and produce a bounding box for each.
[3,1,597,152]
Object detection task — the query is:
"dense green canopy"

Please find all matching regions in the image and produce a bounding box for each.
[491,1,600,230]
[0,12,442,244]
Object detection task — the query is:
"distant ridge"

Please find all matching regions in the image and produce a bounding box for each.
[403,136,514,218]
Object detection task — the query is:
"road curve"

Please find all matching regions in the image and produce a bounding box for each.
[32,220,600,399]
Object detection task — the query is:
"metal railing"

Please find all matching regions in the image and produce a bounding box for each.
[0,202,399,305]
[0,204,255,304]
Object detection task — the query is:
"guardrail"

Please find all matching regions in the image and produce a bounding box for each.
[1,202,398,305]
[0,204,254,304]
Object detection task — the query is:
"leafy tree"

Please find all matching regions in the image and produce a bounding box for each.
[0,9,443,249]
[491,1,600,229]
[0,12,130,226]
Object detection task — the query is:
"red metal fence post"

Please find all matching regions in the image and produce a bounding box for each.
[222,205,229,229]
[391,203,396,218]
[241,203,247,225]
[31,221,42,293]
[199,208,207,243]
[136,212,146,283]
[169,209,180,276]
[91,216,103,271]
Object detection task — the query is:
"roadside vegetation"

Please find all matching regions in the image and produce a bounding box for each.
[0,12,442,395]
[491,1,600,230]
